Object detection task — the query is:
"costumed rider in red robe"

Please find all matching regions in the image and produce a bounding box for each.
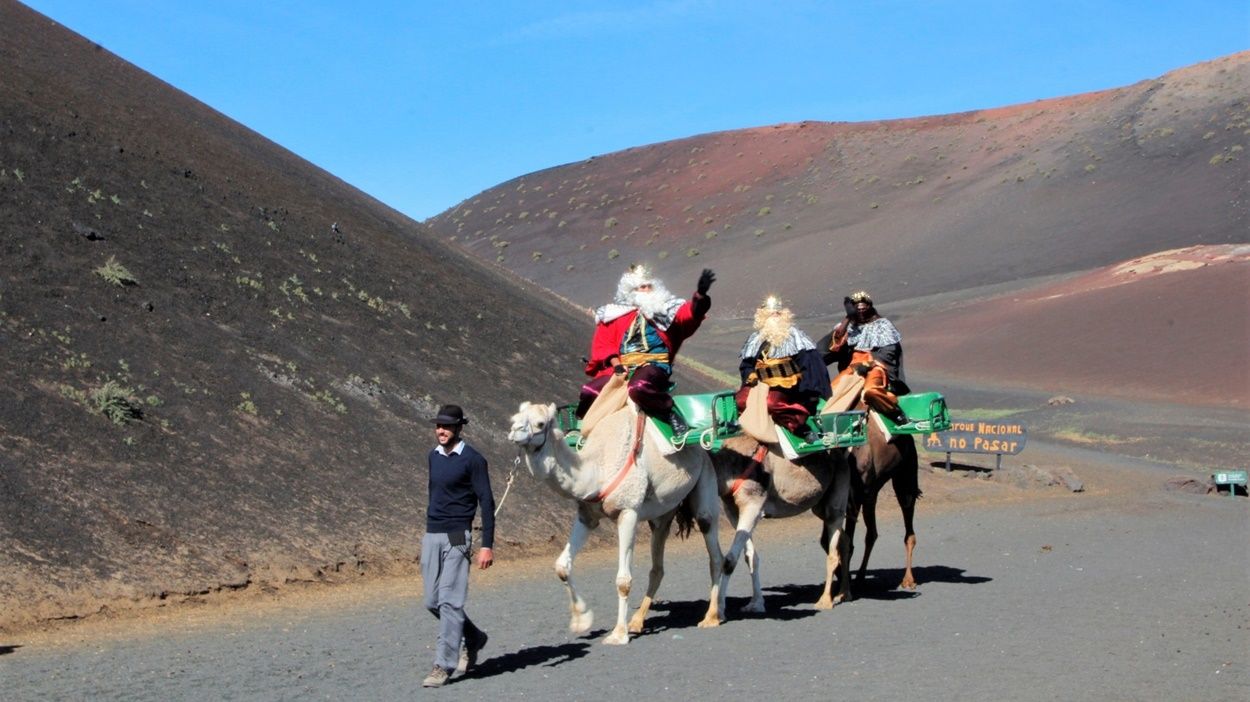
[576,264,716,435]
[736,295,831,442]
[818,290,911,423]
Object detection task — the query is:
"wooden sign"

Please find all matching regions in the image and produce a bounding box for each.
[922,419,1027,456]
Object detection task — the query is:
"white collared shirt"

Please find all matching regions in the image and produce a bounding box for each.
[434,440,465,457]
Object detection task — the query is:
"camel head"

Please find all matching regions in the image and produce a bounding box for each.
[508,401,560,453]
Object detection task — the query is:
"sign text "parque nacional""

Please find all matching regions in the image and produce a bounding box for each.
[922,419,1027,455]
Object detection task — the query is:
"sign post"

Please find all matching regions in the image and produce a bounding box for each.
[922,419,1027,471]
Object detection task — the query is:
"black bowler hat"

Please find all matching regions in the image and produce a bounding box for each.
[431,404,469,426]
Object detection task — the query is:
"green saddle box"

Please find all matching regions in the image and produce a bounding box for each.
[878,391,952,434]
[555,388,921,453]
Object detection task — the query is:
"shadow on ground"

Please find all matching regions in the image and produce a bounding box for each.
[648,594,821,628]
[763,565,991,603]
[463,641,593,679]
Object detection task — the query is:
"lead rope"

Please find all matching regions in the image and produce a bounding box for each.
[493,453,522,517]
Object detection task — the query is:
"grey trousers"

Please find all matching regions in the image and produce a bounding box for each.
[421,530,484,671]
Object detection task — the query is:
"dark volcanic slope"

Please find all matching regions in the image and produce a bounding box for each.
[0,1,590,629]
[431,53,1249,321]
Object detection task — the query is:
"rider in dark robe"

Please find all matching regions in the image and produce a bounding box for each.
[819,290,910,423]
[736,296,831,439]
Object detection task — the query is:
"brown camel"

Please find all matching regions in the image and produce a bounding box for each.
[710,435,852,611]
[844,404,921,594]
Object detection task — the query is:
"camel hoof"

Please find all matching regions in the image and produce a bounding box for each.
[740,600,766,614]
[813,596,833,610]
[900,576,916,590]
[627,611,647,634]
[697,615,721,629]
[569,611,594,635]
[602,629,630,645]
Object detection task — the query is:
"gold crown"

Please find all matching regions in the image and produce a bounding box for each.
[849,290,873,304]
[760,295,784,312]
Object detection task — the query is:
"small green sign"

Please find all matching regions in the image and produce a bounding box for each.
[1212,470,1248,485]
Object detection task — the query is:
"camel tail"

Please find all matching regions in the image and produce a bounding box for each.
[891,464,922,501]
[673,498,696,539]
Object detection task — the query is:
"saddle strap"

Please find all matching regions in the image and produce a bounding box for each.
[588,412,647,503]
[730,444,770,496]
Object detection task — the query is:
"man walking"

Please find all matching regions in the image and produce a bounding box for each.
[422,404,494,688]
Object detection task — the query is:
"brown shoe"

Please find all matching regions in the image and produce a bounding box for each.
[457,630,488,674]
[422,666,451,688]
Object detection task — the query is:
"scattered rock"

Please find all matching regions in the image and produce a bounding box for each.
[71,221,104,240]
[1052,465,1085,492]
[998,464,1082,491]
[1163,476,1215,494]
[1047,395,1075,406]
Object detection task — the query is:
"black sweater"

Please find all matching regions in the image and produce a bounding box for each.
[426,442,495,549]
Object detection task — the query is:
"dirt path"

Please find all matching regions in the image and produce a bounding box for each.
[5,442,1247,700]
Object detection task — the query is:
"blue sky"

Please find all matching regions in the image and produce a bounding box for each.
[21,1,1248,220]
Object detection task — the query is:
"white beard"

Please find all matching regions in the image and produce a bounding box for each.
[741,309,815,359]
[633,284,676,320]
[758,315,793,349]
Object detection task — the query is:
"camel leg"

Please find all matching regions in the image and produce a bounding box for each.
[897,490,918,590]
[815,518,845,609]
[628,513,674,635]
[843,499,861,596]
[815,460,852,609]
[743,537,765,612]
[720,495,765,613]
[603,509,639,645]
[691,468,725,628]
[555,515,595,635]
[855,493,879,586]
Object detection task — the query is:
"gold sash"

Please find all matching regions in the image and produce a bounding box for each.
[618,351,669,369]
[754,356,801,389]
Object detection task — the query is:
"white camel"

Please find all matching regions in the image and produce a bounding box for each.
[507,401,725,645]
[711,435,852,611]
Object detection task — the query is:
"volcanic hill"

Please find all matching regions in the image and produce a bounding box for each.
[430,52,1249,409]
[0,0,607,630]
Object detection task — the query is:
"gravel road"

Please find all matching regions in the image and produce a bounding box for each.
[5,453,1247,701]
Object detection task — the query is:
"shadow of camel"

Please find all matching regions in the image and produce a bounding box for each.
[645,594,820,630]
[765,565,991,602]
[0,644,20,655]
[461,641,592,679]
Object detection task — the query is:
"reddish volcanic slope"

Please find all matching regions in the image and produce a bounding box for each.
[431,52,1247,320]
[904,245,1250,408]
[430,52,1249,410]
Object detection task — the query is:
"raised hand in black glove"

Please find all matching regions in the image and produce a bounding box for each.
[696,269,716,295]
[842,296,856,318]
